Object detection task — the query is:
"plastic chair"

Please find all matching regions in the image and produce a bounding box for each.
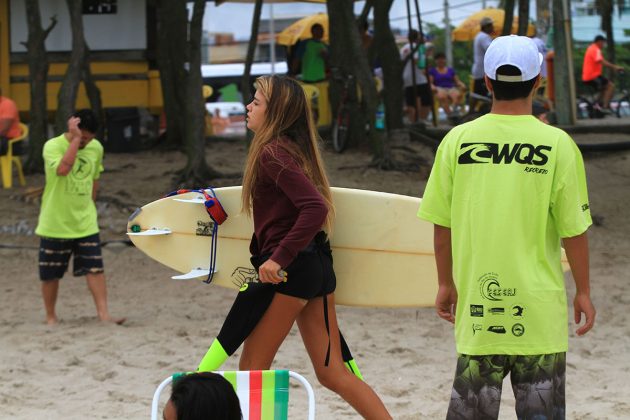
[1,122,28,188]
[151,370,315,420]
[299,83,320,125]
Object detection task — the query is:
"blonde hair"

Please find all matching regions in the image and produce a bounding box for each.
[241,75,334,232]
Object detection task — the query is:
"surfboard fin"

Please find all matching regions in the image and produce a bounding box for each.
[172,268,216,280]
[127,228,172,236]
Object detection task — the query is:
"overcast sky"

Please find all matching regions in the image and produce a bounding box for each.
[203,0,503,40]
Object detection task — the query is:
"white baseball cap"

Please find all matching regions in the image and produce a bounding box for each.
[484,35,543,82]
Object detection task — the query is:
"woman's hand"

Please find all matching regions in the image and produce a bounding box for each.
[258,259,286,284]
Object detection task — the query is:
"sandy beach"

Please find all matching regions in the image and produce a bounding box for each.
[1,131,629,419]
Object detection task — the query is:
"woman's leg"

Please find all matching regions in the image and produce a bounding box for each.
[436,89,452,114]
[297,293,391,420]
[239,292,306,370]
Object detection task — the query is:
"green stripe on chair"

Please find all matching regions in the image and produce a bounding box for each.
[261,370,275,419]
[274,370,289,420]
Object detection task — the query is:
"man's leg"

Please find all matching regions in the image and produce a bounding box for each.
[85,272,123,323]
[602,81,615,109]
[38,237,72,325]
[510,353,566,420]
[41,279,60,325]
[446,354,509,420]
[75,234,124,324]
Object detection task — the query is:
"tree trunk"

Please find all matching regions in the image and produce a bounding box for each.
[535,0,551,38]
[22,0,56,173]
[517,0,530,36]
[179,0,220,185]
[155,0,188,149]
[597,0,616,72]
[55,0,85,134]
[81,43,104,140]
[373,0,403,132]
[327,0,386,164]
[242,0,263,112]
[502,0,516,36]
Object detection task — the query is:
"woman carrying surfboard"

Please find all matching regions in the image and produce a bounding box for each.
[236,75,391,418]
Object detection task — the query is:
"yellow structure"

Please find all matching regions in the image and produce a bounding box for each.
[0,0,163,117]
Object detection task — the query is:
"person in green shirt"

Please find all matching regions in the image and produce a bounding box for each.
[418,35,595,419]
[294,23,328,83]
[35,109,124,326]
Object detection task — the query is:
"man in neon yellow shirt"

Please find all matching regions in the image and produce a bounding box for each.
[418,35,595,419]
[35,110,124,325]
[295,23,328,83]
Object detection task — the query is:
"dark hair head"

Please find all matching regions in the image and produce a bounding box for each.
[169,372,241,420]
[311,23,324,37]
[488,65,537,100]
[594,35,606,43]
[72,109,99,134]
[434,52,446,60]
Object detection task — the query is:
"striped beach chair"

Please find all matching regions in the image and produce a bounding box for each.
[151,370,315,420]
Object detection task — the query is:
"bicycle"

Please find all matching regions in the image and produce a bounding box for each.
[611,70,630,118]
[330,67,354,153]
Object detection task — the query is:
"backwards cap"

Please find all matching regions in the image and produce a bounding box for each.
[484,35,543,82]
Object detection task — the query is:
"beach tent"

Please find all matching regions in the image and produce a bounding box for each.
[277,13,328,46]
[452,8,536,41]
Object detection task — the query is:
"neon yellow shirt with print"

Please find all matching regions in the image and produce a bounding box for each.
[418,114,592,356]
[35,134,104,239]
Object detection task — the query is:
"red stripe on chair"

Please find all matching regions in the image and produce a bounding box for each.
[249,370,263,420]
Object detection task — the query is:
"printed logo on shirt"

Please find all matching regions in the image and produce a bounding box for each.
[458,143,552,166]
[511,305,525,319]
[512,323,525,337]
[479,272,516,301]
[582,203,590,212]
[489,307,505,315]
[472,323,483,335]
[487,325,506,334]
[470,304,484,317]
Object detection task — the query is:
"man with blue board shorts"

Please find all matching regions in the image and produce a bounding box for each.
[418,35,595,419]
[35,110,124,325]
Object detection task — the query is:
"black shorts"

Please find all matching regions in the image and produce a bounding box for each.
[404,84,432,107]
[584,75,609,91]
[251,232,336,300]
[473,78,489,96]
[38,233,104,281]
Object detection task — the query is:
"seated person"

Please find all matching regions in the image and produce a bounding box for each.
[582,35,624,112]
[0,90,22,156]
[163,372,241,420]
[429,52,467,117]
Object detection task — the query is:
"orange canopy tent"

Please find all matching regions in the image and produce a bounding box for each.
[452,8,536,41]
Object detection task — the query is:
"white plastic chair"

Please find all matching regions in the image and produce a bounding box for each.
[151,370,315,420]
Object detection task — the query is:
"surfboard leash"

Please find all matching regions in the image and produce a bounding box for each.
[165,187,228,284]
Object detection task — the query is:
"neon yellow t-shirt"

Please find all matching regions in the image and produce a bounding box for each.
[418,114,592,355]
[35,134,104,239]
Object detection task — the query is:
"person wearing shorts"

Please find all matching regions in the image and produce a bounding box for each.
[35,109,124,325]
[400,29,432,122]
[418,36,595,419]
[582,35,624,112]
[429,52,467,118]
[204,75,391,418]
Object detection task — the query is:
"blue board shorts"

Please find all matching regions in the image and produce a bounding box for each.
[38,233,104,281]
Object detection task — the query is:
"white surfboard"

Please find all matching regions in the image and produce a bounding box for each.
[127,186,437,307]
[127,186,569,308]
